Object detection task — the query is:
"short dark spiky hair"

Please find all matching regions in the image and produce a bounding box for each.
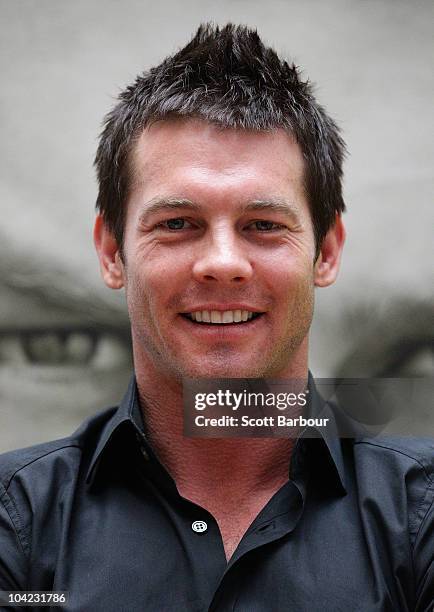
[95,23,346,256]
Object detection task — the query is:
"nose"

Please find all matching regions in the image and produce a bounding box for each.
[192,223,253,284]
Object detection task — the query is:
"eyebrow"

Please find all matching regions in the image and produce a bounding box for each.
[138,198,200,224]
[138,196,302,226]
[242,199,302,226]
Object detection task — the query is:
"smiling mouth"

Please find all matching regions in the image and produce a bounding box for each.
[181,310,264,325]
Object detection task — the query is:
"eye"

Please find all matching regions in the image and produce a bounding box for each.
[380,341,434,377]
[160,218,193,230]
[247,220,284,231]
[21,331,95,364]
[0,327,131,369]
[333,302,433,378]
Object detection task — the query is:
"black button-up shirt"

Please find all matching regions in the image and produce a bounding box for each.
[0,377,433,611]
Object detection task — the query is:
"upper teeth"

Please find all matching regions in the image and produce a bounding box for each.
[189,310,255,324]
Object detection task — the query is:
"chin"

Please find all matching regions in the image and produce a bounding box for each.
[175,357,269,380]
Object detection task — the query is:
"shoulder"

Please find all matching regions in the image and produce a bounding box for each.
[0,439,81,493]
[352,437,434,606]
[0,406,118,586]
[353,436,434,477]
[352,436,434,545]
[0,406,117,500]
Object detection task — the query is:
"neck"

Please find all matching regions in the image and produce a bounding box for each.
[134,354,307,505]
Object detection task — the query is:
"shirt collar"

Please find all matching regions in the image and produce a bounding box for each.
[294,372,347,495]
[86,372,347,495]
[86,376,144,486]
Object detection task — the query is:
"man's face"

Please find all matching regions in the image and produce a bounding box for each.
[114,118,330,380]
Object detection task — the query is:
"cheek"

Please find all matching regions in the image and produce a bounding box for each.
[269,260,315,321]
[125,256,185,326]
[260,248,314,290]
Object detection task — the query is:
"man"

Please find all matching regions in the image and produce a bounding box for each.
[0,24,432,611]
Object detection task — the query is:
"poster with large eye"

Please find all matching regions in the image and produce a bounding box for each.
[1,0,433,451]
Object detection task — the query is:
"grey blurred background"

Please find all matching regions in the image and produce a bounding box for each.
[1,0,433,451]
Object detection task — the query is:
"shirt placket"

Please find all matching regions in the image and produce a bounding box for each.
[207,479,305,611]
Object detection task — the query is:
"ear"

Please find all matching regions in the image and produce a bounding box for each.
[314,214,346,287]
[93,215,125,289]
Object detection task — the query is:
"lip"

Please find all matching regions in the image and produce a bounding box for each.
[180,304,264,313]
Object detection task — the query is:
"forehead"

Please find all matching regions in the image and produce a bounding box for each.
[129,118,306,198]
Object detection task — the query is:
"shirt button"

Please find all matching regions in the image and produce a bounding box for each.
[191,520,208,534]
